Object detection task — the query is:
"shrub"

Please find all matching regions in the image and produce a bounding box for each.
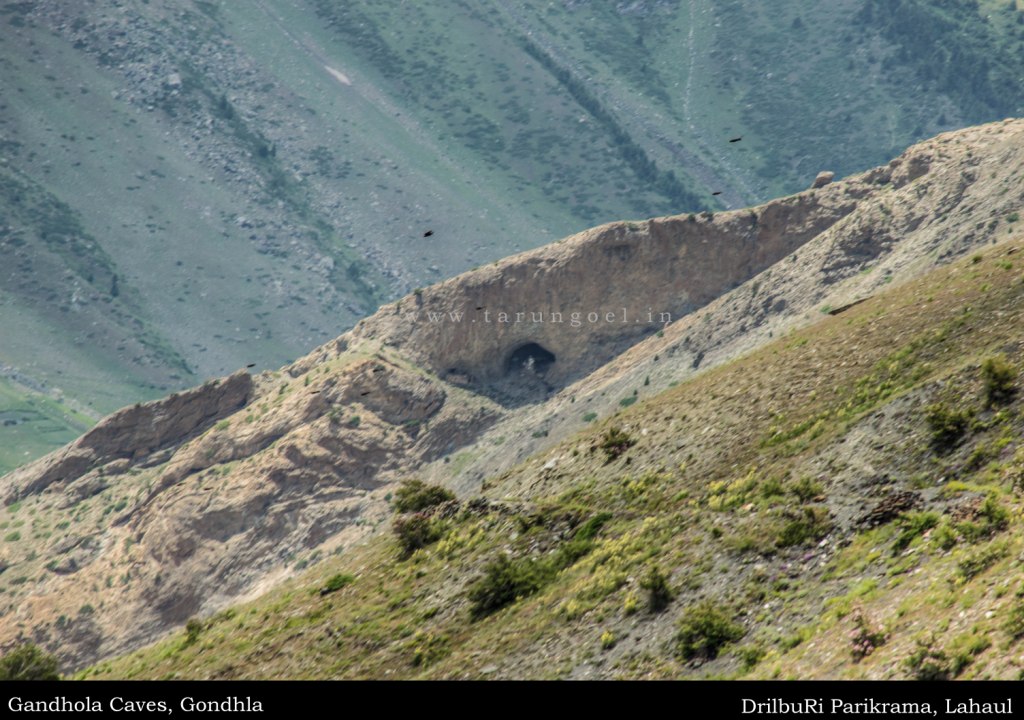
[925,403,971,452]
[319,573,355,596]
[776,506,832,548]
[553,513,612,568]
[468,555,550,619]
[599,427,635,462]
[0,644,60,680]
[849,607,887,661]
[981,355,1016,407]
[407,630,450,667]
[790,476,822,502]
[957,495,1009,543]
[906,634,951,680]
[931,521,958,551]
[1005,587,1024,639]
[393,513,445,557]
[892,511,940,554]
[623,591,640,615]
[582,412,597,423]
[675,600,745,660]
[736,644,766,671]
[956,540,1008,582]
[639,566,674,613]
[184,618,203,646]
[392,479,455,514]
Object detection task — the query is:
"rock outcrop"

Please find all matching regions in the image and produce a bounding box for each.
[811,170,835,188]
[3,372,253,504]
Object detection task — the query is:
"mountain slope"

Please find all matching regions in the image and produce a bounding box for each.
[6,0,1024,467]
[87,229,1024,680]
[1,120,1022,672]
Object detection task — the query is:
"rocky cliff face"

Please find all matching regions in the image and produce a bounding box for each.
[348,188,856,391]
[2,119,1024,669]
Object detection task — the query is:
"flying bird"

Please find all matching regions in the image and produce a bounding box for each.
[245,363,256,368]
[423,230,434,237]
[729,137,742,143]
[711,191,723,196]
[360,390,373,396]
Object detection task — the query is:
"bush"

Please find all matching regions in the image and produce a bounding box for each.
[736,644,767,671]
[675,600,745,660]
[599,427,635,462]
[776,506,832,548]
[981,355,1016,407]
[392,479,455,514]
[906,634,951,680]
[468,555,550,619]
[956,540,1008,582]
[184,618,203,646]
[0,643,60,680]
[1005,587,1024,639]
[790,476,823,502]
[925,403,971,452]
[892,511,940,554]
[393,513,445,557]
[957,495,1009,543]
[849,607,887,661]
[319,573,355,596]
[407,630,450,667]
[639,566,674,613]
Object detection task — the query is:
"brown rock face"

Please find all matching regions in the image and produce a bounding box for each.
[350,187,858,393]
[3,372,253,504]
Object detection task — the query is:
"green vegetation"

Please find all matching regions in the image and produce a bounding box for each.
[0,378,95,474]
[599,427,635,462]
[392,479,455,514]
[393,514,446,558]
[639,566,674,613]
[468,555,551,620]
[76,239,1024,679]
[184,619,203,646]
[925,403,972,452]
[320,573,356,596]
[981,354,1016,407]
[675,601,745,660]
[0,643,60,680]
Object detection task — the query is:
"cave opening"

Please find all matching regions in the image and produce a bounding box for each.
[505,342,556,376]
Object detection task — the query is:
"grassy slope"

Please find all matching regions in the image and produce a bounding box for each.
[85,236,1024,680]
[0,378,93,475]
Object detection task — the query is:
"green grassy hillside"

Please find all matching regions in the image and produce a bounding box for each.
[0,378,93,476]
[84,236,1024,680]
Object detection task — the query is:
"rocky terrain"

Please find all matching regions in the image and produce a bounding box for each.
[2,119,1024,675]
[90,205,1024,679]
[7,0,1024,470]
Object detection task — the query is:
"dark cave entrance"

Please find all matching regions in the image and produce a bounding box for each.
[505,342,556,376]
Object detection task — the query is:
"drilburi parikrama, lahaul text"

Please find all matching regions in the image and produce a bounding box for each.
[742,698,1013,715]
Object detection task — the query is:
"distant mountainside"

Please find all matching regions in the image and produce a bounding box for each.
[1,119,1023,676]
[4,0,1024,470]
